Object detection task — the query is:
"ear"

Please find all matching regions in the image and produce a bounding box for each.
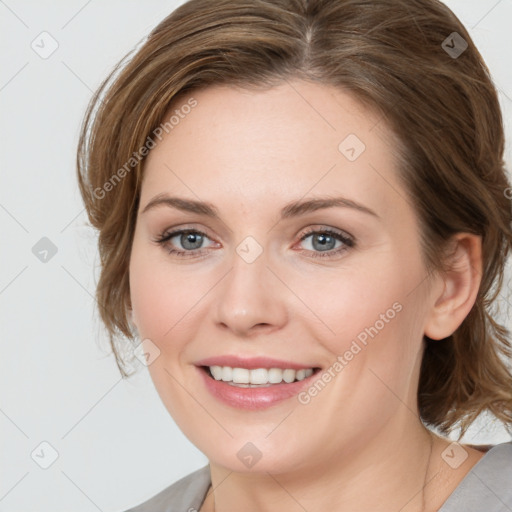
[424,233,482,340]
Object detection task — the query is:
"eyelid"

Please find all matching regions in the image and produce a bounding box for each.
[152,225,219,258]
[156,223,217,242]
[293,226,355,259]
[298,225,354,242]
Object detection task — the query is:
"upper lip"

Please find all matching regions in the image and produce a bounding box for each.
[195,355,319,370]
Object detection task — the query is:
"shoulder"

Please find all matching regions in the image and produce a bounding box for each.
[123,464,211,512]
[440,441,512,512]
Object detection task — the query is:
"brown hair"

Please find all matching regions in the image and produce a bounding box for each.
[77,0,512,437]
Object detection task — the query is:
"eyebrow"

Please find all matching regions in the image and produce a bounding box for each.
[141,193,379,219]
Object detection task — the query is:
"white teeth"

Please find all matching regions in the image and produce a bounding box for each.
[268,368,283,384]
[210,366,223,380]
[221,366,232,381]
[250,368,268,384]
[282,369,296,383]
[208,366,315,385]
[232,368,250,384]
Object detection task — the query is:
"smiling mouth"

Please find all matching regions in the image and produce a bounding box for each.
[201,365,322,387]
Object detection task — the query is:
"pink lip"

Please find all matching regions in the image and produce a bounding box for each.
[194,356,321,410]
[195,355,317,370]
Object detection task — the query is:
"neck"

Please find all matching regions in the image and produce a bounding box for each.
[204,419,440,512]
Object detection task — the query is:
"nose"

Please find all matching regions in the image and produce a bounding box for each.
[212,248,289,337]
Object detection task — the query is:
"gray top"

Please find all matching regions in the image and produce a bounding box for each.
[124,442,512,511]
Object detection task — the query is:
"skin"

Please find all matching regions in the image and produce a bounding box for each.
[129,80,485,512]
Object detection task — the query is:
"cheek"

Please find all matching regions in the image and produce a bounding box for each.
[128,246,204,417]
[294,259,426,391]
[129,260,175,340]
[290,263,407,345]
[129,242,207,340]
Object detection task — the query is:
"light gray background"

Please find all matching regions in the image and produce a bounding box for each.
[1,1,511,511]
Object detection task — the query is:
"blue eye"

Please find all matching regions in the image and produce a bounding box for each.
[298,229,354,258]
[155,229,215,258]
[175,231,205,250]
[154,227,355,259]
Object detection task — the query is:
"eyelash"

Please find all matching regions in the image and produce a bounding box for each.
[297,228,354,258]
[153,227,355,259]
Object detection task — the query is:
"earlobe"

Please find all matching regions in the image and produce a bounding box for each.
[424,234,482,340]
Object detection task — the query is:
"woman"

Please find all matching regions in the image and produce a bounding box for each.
[77,0,512,510]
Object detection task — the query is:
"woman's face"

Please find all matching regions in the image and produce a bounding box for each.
[129,80,438,473]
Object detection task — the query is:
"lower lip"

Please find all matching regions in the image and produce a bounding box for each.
[197,367,319,410]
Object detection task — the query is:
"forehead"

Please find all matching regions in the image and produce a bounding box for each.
[141,80,406,220]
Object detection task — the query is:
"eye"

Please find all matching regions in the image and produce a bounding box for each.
[153,226,354,259]
[297,228,354,258]
[154,228,218,258]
